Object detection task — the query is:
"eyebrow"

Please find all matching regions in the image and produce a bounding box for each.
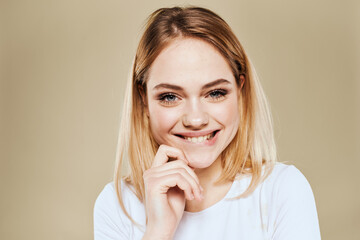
[152,79,231,91]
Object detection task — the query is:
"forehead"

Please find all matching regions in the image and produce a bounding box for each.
[146,38,236,90]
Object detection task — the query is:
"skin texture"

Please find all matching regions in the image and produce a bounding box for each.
[142,38,242,239]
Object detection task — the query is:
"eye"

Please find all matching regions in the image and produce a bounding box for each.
[158,93,180,105]
[207,89,228,101]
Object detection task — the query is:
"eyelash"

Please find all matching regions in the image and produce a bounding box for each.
[208,89,228,100]
[158,89,229,105]
[158,93,178,105]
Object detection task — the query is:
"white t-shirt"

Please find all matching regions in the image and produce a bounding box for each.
[94,163,321,239]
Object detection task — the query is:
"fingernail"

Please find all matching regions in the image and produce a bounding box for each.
[200,185,204,192]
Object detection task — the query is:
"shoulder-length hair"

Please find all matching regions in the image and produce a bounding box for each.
[114,6,276,223]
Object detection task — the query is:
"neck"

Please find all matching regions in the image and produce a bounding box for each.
[194,156,223,187]
[185,156,233,212]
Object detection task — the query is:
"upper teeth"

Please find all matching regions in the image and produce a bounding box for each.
[185,133,212,143]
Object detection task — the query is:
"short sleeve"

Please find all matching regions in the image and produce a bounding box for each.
[271,166,321,240]
[93,183,131,240]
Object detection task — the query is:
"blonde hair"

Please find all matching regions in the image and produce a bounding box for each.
[114,6,276,223]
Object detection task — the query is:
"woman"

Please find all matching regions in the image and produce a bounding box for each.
[94,6,321,240]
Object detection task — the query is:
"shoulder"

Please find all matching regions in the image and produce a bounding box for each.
[268,162,306,179]
[234,163,314,198]
[94,182,123,212]
[263,163,321,239]
[94,181,140,215]
[230,163,310,198]
[267,163,310,185]
[93,181,144,239]
[94,182,117,206]
[265,163,314,200]
[93,182,128,225]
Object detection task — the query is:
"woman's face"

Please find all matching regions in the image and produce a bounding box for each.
[145,38,241,169]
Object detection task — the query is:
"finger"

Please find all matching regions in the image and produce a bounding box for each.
[153,167,203,201]
[152,145,188,168]
[158,173,196,201]
[153,160,200,185]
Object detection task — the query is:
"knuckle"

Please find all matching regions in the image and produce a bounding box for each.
[174,172,182,180]
[178,168,187,175]
[178,160,187,167]
[172,159,184,167]
[158,144,167,151]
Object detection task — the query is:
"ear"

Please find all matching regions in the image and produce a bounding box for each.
[138,84,149,117]
[239,74,245,89]
[237,74,245,97]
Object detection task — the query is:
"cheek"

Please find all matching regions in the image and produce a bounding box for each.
[210,96,240,126]
[148,105,180,142]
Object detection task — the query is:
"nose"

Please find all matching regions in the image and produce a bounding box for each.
[182,99,209,129]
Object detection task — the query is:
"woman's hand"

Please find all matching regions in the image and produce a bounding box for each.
[142,144,203,240]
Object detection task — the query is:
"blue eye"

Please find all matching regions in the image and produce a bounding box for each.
[158,93,179,105]
[164,94,177,101]
[208,89,228,100]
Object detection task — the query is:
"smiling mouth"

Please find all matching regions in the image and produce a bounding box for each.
[175,130,219,144]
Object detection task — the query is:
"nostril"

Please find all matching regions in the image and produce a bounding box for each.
[182,113,209,127]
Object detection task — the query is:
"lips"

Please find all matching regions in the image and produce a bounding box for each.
[174,130,220,144]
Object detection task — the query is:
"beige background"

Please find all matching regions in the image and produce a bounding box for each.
[1,0,359,239]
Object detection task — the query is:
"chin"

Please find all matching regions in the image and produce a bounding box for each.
[182,151,219,169]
